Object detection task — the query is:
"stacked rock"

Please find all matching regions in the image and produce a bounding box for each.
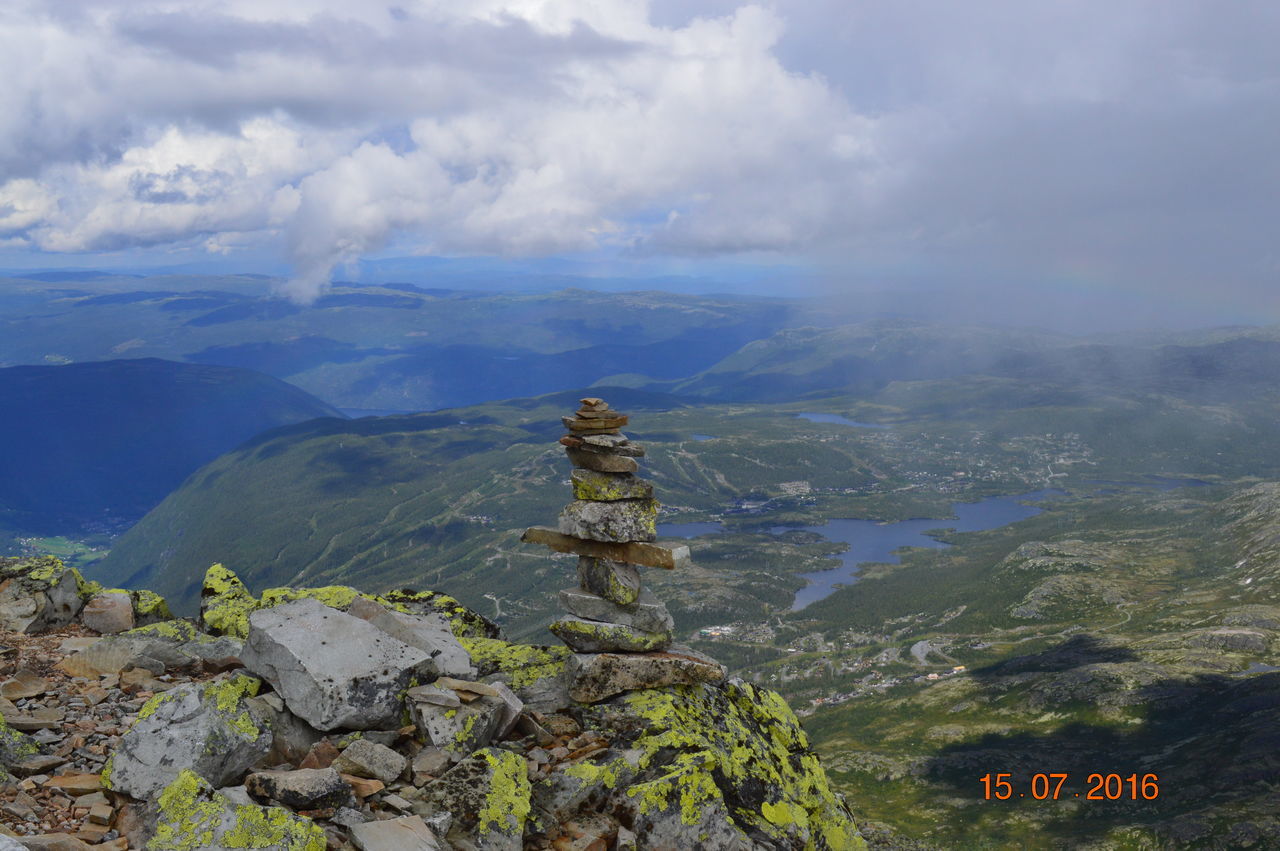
[523,398,726,702]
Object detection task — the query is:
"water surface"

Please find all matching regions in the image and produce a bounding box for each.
[796,412,891,429]
[786,489,1062,609]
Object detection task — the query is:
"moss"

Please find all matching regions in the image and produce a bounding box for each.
[460,637,569,688]
[199,564,260,639]
[221,803,327,850]
[476,748,531,836]
[612,682,865,850]
[148,770,223,850]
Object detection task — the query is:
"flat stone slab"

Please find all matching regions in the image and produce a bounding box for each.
[349,815,444,851]
[566,647,727,703]
[522,527,688,570]
[550,616,672,653]
[565,447,638,473]
[559,587,674,634]
[245,767,354,810]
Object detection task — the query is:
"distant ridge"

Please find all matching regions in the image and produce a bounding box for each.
[0,358,343,528]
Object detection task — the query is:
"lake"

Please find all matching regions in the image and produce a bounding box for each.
[658,489,1063,608]
[785,489,1062,609]
[795,412,891,429]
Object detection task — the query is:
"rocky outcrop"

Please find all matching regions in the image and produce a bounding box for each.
[1,551,861,849]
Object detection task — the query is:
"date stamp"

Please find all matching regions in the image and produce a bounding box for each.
[980,773,1159,801]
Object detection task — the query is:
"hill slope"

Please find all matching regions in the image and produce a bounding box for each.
[0,358,342,528]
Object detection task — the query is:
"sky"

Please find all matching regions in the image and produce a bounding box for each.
[0,0,1277,315]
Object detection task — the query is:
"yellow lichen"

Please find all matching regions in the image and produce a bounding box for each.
[221,802,327,850]
[125,620,199,642]
[619,682,865,849]
[476,748,531,836]
[147,770,223,850]
[202,675,262,739]
[133,589,173,619]
[199,564,260,638]
[138,692,176,721]
[460,637,569,688]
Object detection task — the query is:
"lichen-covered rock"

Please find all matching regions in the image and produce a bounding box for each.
[558,499,658,543]
[132,589,174,625]
[576,557,641,606]
[558,587,674,633]
[0,714,41,772]
[58,621,242,678]
[198,564,260,639]
[81,591,135,634]
[197,564,501,641]
[566,647,726,704]
[549,616,672,653]
[245,768,353,811]
[105,674,270,800]
[346,597,474,677]
[579,679,865,850]
[570,469,654,502]
[380,589,503,640]
[239,598,437,731]
[460,637,571,713]
[416,748,531,850]
[145,769,326,850]
[0,556,91,633]
[409,694,507,761]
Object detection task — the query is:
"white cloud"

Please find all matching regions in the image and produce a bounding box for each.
[1,0,1277,304]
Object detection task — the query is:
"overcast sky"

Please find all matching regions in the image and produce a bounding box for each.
[0,0,1276,311]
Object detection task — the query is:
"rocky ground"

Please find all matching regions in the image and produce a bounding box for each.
[1,556,865,850]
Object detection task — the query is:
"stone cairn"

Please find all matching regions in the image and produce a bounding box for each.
[522,397,725,702]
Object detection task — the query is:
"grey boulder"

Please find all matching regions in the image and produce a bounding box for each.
[349,815,444,851]
[239,598,438,731]
[558,498,658,543]
[346,596,474,677]
[0,559,84,633]
[105,674,271,800]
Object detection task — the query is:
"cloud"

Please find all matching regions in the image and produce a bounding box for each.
[1,0,1277,306]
